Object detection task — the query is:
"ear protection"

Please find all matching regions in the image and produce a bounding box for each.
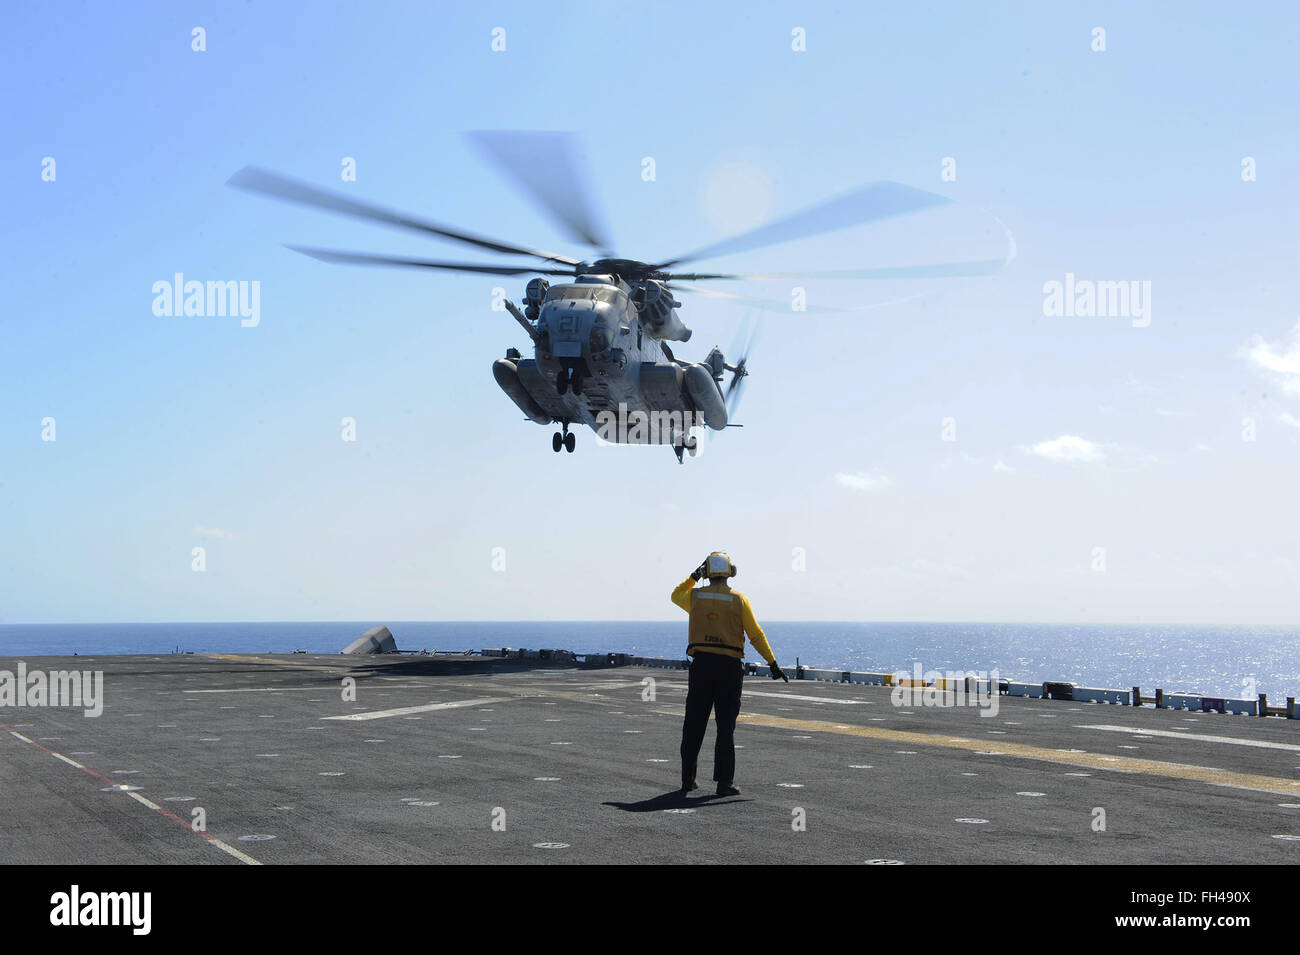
[705,552,737,578]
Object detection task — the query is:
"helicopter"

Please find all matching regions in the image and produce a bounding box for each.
[228,132,1010,462]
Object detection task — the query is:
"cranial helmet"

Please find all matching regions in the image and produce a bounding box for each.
[705,551,737,578]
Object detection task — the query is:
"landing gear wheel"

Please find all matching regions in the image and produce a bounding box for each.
[564,432,576,453]
[552,432,563,453]
[571,373,583,396]
[556,371,568,396]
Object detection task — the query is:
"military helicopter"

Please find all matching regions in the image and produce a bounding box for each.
[229,132,1009,461]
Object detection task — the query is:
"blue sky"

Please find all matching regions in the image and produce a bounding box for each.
[4,1,1300,624]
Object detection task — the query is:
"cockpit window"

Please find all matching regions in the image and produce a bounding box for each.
[545,285,623,305]
[545,286,590,302]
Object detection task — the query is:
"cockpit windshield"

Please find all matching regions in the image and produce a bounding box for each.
[544,285,623,306]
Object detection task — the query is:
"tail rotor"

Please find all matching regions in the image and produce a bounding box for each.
[724,313,762,422]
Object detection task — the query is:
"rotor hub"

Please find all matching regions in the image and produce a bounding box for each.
[581,258,665,282]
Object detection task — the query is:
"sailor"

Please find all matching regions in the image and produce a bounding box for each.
[672,552,787,796]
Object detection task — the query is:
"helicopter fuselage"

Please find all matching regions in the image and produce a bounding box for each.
[491,273,728,450]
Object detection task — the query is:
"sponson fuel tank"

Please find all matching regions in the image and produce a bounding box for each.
[493,358,551,425]
[683,364,727,430]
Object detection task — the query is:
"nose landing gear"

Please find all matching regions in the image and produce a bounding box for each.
[552,423,575,453]
[554,365,584,396]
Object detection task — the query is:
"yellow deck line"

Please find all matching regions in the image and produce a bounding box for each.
[724,711,1300,797]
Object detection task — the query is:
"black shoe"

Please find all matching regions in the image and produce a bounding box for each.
[716,783,740,796]
[681,780,698,793]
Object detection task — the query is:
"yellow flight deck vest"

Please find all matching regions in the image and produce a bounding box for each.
[688,586,747,658]
[671,578,776,663]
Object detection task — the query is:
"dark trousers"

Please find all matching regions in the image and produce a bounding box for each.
[680,652,744,787]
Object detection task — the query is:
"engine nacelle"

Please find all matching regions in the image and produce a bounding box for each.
[524,277,549,320]
[637,280,692,342]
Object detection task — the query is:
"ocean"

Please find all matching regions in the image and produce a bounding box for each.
[0,621,1297,699]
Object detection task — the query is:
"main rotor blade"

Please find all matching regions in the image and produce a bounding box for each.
[228,166,580,266]
[671,283,844,314]
[675,281,943,314]
[654,181,950,269]
[286,246,576,277]
[668,258,1010,282]
[466,131,614,253]
[667,216,1016,282]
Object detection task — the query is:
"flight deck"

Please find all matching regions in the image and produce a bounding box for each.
[3,652,1299,865]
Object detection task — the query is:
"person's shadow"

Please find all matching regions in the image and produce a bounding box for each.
[603,790,749,812]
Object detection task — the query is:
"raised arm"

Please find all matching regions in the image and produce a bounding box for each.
[671,577,695,613]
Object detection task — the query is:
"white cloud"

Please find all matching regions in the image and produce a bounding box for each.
[1193,443,1211,452]
[993,460,1015,473]
[1278,412,1300,431]
[1023,435,1107,464]
[834,471,890,491]
[1241,321,1300,395]
[194,524,236,540]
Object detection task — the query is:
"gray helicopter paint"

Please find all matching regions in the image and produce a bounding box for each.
[493,273,728,447]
